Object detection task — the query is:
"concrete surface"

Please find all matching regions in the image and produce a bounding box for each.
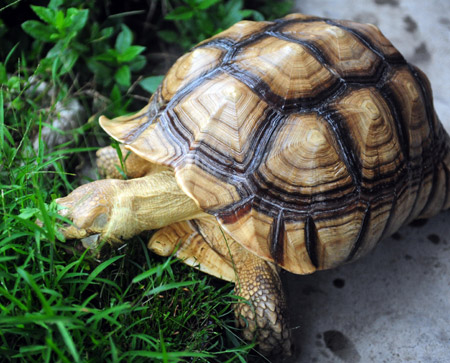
[283,1,450,362]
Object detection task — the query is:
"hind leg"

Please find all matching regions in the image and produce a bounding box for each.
[149,216,292,357]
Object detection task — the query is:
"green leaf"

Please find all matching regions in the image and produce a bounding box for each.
[94,48,119,63]
[48,0,63,10]
[157,30,178,43]
[47,40,64,57]
[91,26,114,42]
[196,0,221,10]
[31,5,55,25]
[110,85,122,106]
[239,9,253,18]
[21,20,54,42]
[18,207,40,220]
[0,90,4,153]
[60,49,79,73]
[223,0,246,26]
[54,10,65,31]
[117,45,145,63]
[165,6,195,20]
[0,63,6,84]
[86,58,111,79]
[249,10,264,21]
[115,25,132,54]
[114,65,130,87]
[139,75,164,93]
[128,54,146,71]
[67,8,89,34]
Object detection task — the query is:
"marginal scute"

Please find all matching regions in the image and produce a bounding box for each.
[410,171,434,221]
[219,207,274,263]
[386,67,431,161]
[410,64,442,137]
[314,206,367,268]
[283,221,312,274]
[148,221,236,282]
[420,162,447,217]
[232,36,338,107]
[100,101,156,144]
[353,199,392,260]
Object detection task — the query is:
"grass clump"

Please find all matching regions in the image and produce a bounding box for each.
[0,0,291,361]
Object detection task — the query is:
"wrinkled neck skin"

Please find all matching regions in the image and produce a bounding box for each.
[56,169,207,245]
[104,170,209,241]
[115,171,205,230]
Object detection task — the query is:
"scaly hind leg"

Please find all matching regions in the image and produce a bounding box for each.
[149,216,292,357]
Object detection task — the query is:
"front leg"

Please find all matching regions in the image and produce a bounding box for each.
[56,170,203,245]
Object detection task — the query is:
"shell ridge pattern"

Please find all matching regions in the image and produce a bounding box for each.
[378,188,399,240]
[154,68,227,167]
[119,88,164,144]
[266,28,338,77]
[118,15,446,273]
[420,167,439,215]
[175,107,284,185]
[122,118,154,144]
[193,38,236,52]
[324,19,407,65]
[265,28,347,110]
[321,109,362,187]
[407,64,437,145]
[222,58,345,113]
[249,166,356,207]
[402,65,444,220]
[378,82,411,162]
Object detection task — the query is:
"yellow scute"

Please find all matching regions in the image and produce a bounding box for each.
[175,163,240,211]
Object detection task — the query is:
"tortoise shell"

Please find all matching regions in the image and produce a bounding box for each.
[101,13,450,274]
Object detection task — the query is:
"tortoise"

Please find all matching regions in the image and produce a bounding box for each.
[55,13,450,357]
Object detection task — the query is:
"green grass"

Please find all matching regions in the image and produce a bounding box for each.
[0,70,258,363]
[0,1,292,361]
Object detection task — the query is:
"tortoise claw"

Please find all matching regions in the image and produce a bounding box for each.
[81,234,101,250]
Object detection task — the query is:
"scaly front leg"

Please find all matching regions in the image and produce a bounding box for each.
[56,170,203,246]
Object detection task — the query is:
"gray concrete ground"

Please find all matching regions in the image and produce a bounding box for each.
[283,1,450,362]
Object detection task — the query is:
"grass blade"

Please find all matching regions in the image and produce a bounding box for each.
[56,321,80,363]
[80,255,124,292]
[16,268,53,315]
[145,280,198,296]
